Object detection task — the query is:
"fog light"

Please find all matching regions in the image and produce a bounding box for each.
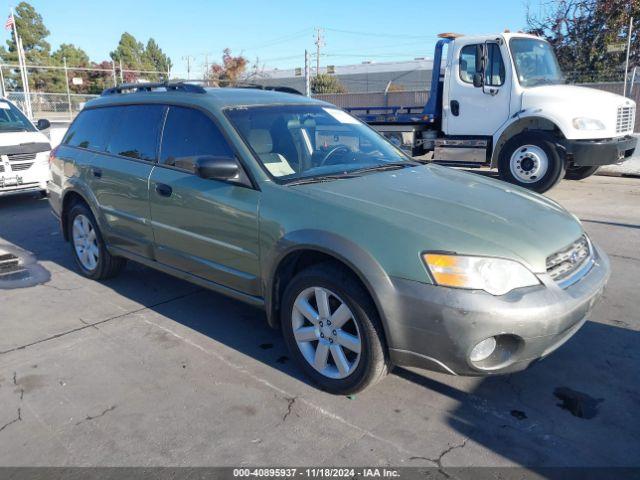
[470,337,497,362]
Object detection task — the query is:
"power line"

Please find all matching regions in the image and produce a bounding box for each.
[324,27,435,40]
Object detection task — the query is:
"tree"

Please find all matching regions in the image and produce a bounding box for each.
[52,44,91,93]
[526,0,639,82]
[110,32,150,82]
[143,38,172,79]
[310,74,346,94]
[0,1,53,91]
[207,49,248,87]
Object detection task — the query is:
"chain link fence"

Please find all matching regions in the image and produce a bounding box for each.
[7,92,99,121]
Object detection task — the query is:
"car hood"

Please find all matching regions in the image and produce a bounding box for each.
[0,130,50,147]
[521,84,635,138]
[292,165,584,273]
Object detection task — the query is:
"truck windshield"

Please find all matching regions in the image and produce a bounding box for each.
[0,99,36,132]
[510,38,564,87]
[225,104,414,184]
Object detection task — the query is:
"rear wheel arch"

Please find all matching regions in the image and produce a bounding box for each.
[61,190,90,242]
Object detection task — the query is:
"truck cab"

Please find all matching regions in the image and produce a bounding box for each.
[353,32,637,192]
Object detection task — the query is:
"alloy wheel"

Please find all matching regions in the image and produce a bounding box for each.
[291,286,362,379]
[72,214,99,271]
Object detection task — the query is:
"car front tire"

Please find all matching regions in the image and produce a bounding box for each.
[67,202,125,280]
[281,263,389,395]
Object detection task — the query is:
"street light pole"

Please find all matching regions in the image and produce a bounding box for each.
[624,16,634,97]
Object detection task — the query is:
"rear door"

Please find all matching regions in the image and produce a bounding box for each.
[86,104,165,258]
[148,105,261,295]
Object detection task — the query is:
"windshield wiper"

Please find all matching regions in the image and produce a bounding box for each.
[285,172,360,186]
[349,162,414,175]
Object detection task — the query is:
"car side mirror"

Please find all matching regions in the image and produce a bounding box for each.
[36,118,51,130]
[194,155,239,180]
[472,72,484,88]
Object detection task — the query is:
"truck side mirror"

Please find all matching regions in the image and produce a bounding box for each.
[473,73,484,88]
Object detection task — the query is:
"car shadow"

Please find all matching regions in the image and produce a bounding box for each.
[2,194,639,468]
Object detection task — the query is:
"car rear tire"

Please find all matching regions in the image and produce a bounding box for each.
[67,203,125,280]
[498,132,566,193]
[281,263,389,394]
[564,165,599,180]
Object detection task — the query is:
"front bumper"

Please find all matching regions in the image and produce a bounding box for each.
[384,244,610,376]
[560,135,636,166]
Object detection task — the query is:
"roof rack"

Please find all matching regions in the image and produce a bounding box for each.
[235,83,303,95]
[101,81,206,96]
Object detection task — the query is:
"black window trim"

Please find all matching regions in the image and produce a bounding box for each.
[458,42,505,87]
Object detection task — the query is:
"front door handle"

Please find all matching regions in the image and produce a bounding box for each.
[155,183,172,197]
[450,100,460,116]
[92,167,102,178]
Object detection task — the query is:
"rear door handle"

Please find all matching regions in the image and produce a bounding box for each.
[92,167,102,178]
[155,183,172,197]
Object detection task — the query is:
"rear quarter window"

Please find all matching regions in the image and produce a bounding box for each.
[63,107,116,151]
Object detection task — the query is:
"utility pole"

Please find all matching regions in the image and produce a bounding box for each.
[182,55,195,80]
[119,59,124,84]
[314,28,324,77]
[63,57,72,120]
[111,60,117,86]
[623,16,634,97]
[304,50,310,97]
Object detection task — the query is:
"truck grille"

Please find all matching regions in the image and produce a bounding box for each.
[616,105,635,134]
[546,235,592,286]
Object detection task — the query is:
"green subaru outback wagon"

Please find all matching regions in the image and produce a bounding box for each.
[49,82,610,394]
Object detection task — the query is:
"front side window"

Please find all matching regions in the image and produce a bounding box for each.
[105,105,165,161]
[160,106,233,170]
[63,107,116,150]
[0,99,36,133]
[459,43,505,86]
[226,105,413,184]
[510,38,564,87]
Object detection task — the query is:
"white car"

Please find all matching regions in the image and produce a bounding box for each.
[0,97,51,198]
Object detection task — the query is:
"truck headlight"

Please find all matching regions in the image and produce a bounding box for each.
[572,117,605,130]
[422,253,540,296]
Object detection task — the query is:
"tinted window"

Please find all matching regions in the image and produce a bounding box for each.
[160,106,233,169]
[105,105,165,161]
[459,43,505,86]
[63,108,116,150]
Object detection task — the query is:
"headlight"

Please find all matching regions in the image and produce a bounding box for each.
[422,253,540,296]
[572,117,605,130]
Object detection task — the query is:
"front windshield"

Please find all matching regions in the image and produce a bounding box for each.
[226,104,413,184]
[510,38,564,87]
[0,99,36,132]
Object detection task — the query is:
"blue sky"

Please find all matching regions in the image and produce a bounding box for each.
[4,0,541,76]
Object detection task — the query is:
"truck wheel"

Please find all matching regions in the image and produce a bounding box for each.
[280,262,389,395]
[498,132,565,193]
[565,165,599,180]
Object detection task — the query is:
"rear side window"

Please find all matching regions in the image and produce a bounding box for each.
[63,108,116,151]
[105,105,165,161]
[160,106,233,169]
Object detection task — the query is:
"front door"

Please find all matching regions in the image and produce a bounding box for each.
[148,105,261,296]
[445,40,512,136]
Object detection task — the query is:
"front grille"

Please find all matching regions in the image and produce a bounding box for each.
[8,152,37,162]
[0,164,3,173]
[9,162,33,171]
[616,105,635,134]
[546,235,592,285]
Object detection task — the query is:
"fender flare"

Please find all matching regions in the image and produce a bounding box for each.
[60,180,103,241]
[491,114,566,168]
[263,229,395,340]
